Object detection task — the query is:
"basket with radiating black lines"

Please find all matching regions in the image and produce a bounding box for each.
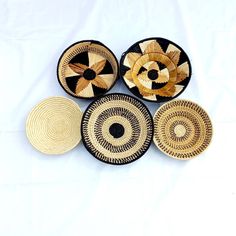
[81,93,154,164]
[153,99,212,159]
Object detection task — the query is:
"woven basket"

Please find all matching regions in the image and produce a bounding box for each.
[81,93,153,164]
[153,99,212,159]
[120,37,192,102]
[57,40,118,99]
[26,96,82,154]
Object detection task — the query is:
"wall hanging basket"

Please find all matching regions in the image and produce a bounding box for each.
[57,40,118,99]
[120,37,192,102]
[153,99,212,159]
[25,37,213,162]
[81,93,154,164]
[26,96,82,155]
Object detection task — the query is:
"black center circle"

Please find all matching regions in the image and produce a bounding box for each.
[83,68,96,80]
[148,69,159,80]
[109,123,125,138]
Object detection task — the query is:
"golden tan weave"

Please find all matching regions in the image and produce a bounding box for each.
[153,99,212,159]
[120,38,191,102]
[26,96,82,154]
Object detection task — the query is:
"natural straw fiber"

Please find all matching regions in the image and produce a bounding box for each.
[81,93,153,164]
[26,96,82,155]
[153,99,213,159]
[120,37,191,102]
[57,40,118,99]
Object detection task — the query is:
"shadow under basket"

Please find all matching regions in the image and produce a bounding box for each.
[57,40,119,99]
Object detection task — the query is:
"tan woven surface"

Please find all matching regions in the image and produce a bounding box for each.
[153,99,212,159]
[58,41,118,98]
[26,96,82,155]
[81,94,153,164]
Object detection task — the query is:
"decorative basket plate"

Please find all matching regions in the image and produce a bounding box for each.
[81,93,153,164]
[120,37,192,102]
[57,40,118,99]
[26,97,82,154]
[153,99,212,159]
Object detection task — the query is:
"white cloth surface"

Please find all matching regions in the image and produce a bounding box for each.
[0,0,236,235]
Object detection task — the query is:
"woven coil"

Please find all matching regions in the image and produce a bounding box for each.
[120,37,191,102]
[26,96,82,154]
[153,99,212,159]
[81,93,153,164]
[57,40,118,99]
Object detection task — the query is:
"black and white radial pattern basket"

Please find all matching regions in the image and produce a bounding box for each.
[120,37,192,102]
[81,93,154,164]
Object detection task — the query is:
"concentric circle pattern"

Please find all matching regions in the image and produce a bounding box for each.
[57,40,118,99]
[81,93,154,164]
[26,97,82,154]
[120,37,191,102]
[153,100,212,159]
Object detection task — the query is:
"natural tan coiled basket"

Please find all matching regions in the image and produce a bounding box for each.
[153,99,213,159]
[26,96,82,154]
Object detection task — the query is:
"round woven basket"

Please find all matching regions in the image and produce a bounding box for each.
[26,96,82,155]
[57,40,118,99]
[120,37,192,102]
[153,99,212,159]
[81,93,154,164]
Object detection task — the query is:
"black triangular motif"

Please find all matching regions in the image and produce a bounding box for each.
[177,77,190,86]
[157,62,166,70]
[65,76,81,93]
[152,82,167,89]
[131,44,142,54]
[130,86,142,98]
[92,84,107,96]
[120,65,130,76]
[69,51,89,66]
[138,66,147,74]
[99,60,113,74]
[158,39,169,52]
[177,53,188,67]
[156,95,170,102]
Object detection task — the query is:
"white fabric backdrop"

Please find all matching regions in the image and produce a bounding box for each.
[0,0,235,235]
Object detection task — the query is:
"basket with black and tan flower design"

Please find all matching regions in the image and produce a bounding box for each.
[81,93,154,164]
[120,37,192,102]
[57,40,118,99]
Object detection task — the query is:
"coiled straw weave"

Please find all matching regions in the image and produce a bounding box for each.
[26,96,82,154]
[81,93,153,164]
[153,99,212,159]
